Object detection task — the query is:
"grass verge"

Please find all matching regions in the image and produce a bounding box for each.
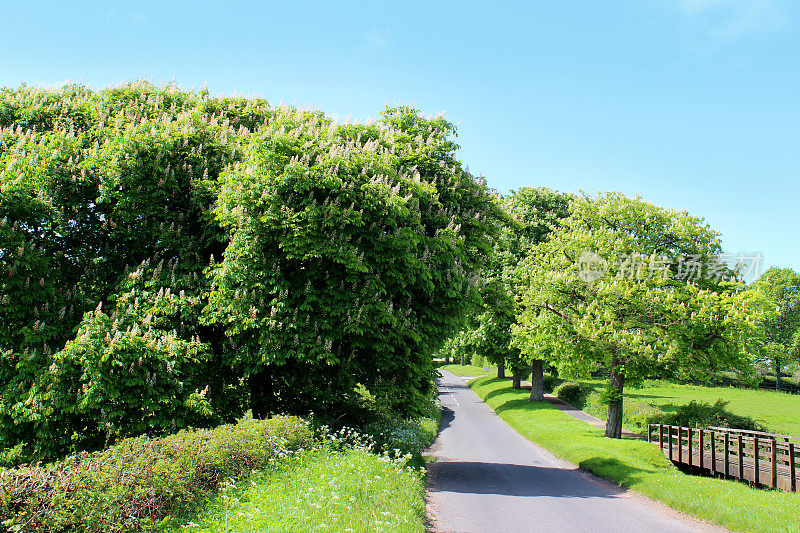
[164,403,441,532]
[470,376,800,533]
[168,447,424,533]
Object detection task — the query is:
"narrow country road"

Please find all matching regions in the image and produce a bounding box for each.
[425,370,726,533]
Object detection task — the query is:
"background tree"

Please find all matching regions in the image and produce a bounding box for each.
[434,187,571,389]
[513,192,770,438]
[749,267,800,390]
[500,187,571,399]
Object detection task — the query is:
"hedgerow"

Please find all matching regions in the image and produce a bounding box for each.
[0,416,312,532]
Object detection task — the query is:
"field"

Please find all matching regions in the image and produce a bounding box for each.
[441,364,800,436]
[469,376,800,533]
[574,379,800,436]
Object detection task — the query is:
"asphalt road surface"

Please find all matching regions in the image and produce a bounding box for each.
[425,370,726,533]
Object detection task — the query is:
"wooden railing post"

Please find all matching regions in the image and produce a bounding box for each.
[710,430,716,475]
[699,429,705,469]
[688,427,693,467]
[790,443,797,492]
[771,438,778,488]
[724,433,730,477]
[738,435,744,480]
[668,426,674,461]
[754,436,760,485]
[678,427,683,463]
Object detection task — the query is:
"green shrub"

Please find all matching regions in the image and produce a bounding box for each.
[0,416,313,532]
[542,374,564,393]
[471,352,487,367]
[553,382,589,406]
[652,400,766,431]
[579,391,662,433]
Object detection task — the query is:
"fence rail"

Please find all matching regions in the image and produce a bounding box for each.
[647,424,799,492]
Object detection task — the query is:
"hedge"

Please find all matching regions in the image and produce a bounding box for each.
[0,416,313,532]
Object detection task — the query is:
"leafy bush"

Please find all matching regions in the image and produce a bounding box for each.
[542,374,564,393]
[552,382,589,406]
[471,352,487,367]
[0,416,313,532]
[652,400,766,431]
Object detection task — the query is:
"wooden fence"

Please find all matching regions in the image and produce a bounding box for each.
[647,424,799,492]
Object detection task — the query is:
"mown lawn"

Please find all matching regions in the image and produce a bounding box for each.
[438,364,493,377]
[170,448,425,533]
[571,379,800,436]
[470,376,800,533]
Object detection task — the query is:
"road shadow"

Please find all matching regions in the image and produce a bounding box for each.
[437,406,455,433]
[427,460,628,498]
[578,457,651,486]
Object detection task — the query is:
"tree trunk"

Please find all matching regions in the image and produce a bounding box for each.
[460,352,465,366]
[775,356,781,391]
[249,366,273,419]
[497,359,506,379]
[512,372,521,389]
[529,359,544,401]
[604,358,624,439]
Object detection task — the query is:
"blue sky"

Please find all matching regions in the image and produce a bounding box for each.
[2,0,798,273]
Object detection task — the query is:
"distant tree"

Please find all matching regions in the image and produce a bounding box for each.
[501,188,571,399]
[749,267,800,390]
[513,192,770,438]
[439,187,571,388]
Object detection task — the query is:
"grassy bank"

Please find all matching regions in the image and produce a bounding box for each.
[470,376,800,533]
[169,448,425,533]
[165,403,441,533]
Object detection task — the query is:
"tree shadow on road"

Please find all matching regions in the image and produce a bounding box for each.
[578,457,651,486]
[427,460,628,498]
[437,406,455,433]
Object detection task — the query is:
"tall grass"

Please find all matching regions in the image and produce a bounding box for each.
[170,448,425,533]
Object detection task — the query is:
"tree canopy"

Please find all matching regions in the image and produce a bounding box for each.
[512,192,770,437]
[748,267,800,389]
[0,83,501,463]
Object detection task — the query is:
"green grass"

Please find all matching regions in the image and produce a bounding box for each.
[169,448,425,533]
[565,378,800,436]
[470,376,800,533]
[439,364,493,377]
